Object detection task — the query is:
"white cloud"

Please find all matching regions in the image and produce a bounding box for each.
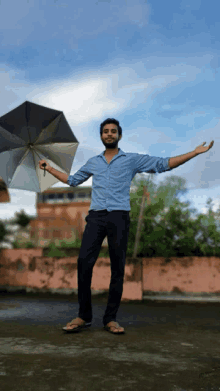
[21,61,202,129]
[125,126,171,152]
[0,57,217,220]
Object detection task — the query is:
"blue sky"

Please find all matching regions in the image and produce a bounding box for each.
[0,0,219,221]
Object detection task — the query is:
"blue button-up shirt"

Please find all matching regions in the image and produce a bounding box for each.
[67,148,172,212]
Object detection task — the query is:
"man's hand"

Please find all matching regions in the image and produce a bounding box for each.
[38,160,68,183]
[39,159,52,172]
[194,140,214,155]
[169,140,215,169]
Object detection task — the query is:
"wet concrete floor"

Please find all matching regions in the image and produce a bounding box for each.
[0,292,220,391]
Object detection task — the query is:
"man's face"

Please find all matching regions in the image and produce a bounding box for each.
[101,123,122,150]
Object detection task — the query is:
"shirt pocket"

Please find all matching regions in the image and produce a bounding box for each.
[113,168,130,182]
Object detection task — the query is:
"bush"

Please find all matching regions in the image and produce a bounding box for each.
[24,241,36,248]
[11,240,36,249]
[11,240,20,248]
[59,237,82,248]
[46,242,67,258]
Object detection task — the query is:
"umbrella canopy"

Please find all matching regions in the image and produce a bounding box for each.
[0,101,79,192]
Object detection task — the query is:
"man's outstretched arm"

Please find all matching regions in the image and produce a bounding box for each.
[168,141,214,169]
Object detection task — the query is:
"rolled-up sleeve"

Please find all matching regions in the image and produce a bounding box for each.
[67,159,93,187]
[134,154,172,174]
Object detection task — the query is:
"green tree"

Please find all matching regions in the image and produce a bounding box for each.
[11,209,36,228]
[128,173,200,257]
[192,198,220,257]
[0,220,15,250]
[157,199,199,257]
[130,173,189,210]
[129,174,220,257]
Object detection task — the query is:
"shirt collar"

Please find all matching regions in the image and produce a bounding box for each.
[98,148,126,157]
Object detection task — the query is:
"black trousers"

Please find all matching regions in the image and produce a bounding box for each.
[77,209,130,326]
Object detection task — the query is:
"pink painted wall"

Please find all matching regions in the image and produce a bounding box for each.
[143,257,220,295]
[1,250,220,300]
[0,250,142,301]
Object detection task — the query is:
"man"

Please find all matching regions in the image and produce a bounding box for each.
[39,118,214,334]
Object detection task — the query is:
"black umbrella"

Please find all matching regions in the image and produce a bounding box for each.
[0,101,79,192]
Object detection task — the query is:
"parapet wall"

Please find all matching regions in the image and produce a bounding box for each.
[0,249,220,301]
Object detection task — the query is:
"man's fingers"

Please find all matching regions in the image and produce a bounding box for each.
[39,160,47,169]
[201,140,214,149]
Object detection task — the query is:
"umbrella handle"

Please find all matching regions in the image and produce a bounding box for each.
[42,163,46,176]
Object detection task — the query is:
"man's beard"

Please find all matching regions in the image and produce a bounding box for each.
[102,138,119,149]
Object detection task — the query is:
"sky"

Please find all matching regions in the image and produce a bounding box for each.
[0,0,219,222]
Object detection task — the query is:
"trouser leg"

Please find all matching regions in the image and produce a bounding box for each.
[103,211,130,326]
[77,210,107,323]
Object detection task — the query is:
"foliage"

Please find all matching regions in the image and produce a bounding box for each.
[11,240,20,248]
[12,240,36,249]
[0,219,15,251]
[128,173,220,257]
[58,238,82,248]
[46,242,68,258]
[5,174,220,258]
[57,238,109,257]
[43,240,108,258]
[10,209,36,228]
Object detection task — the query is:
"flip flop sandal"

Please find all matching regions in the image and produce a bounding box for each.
[62,320,92,333]
[103,321,125,334]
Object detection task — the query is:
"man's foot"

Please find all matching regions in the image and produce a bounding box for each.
[104,321,125,334]
[62,317,91,332]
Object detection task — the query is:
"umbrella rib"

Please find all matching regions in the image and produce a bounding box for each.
[25,107,41,164]
[32,148,42,161]
[27,126,31,144]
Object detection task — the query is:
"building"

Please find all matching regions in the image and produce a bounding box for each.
[0,175,144,249]
[29,183,140,248]
[29,185,110,248]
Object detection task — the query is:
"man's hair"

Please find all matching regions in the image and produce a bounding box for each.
[100,118,122,137]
